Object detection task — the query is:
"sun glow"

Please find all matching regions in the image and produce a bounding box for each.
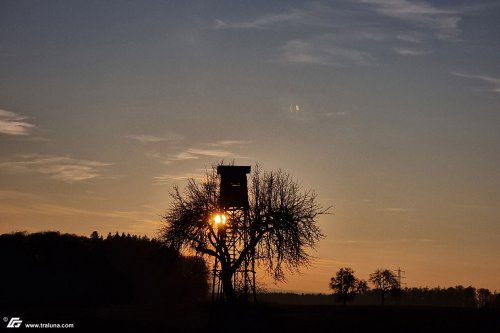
[213,213,227,225]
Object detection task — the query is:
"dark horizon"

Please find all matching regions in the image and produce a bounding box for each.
[2,230,499,332]
[2,230,498,304]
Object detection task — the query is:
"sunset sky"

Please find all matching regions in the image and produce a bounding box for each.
[1,0,499,293]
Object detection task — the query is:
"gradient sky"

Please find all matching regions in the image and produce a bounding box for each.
[1,0,499,293]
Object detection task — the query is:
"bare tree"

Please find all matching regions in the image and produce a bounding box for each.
[160,165,327,302]
[369,269,399,306]
[329,267,368,306]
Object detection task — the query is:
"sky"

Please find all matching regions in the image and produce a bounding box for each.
[1,0,499,293]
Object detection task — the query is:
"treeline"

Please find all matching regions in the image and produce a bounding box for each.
[260,287,500,308]
[0,231,209,307]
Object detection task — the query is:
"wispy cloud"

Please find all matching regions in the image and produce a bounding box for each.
[151,140,251,184]
[396,33,423,43]
[164,148,240,164]
[0,191,161,235]
[324,111,349,117]
[206,140,253,147]
[213,3,388,32]
[452,72,500,93]
[214,3,382,67]
[311,257,353,268]
[0,190,39,200]
[214,8,308,30]
[0,109,35,136]
[283,37,375,67]
[153,172,205,185]
[326,238,434,245]
[187,148,235,157]
[126,132,183,144]
[153,140,251,165]
[393,47,432,56]
[376,207,414,213]
[358,0,461,40]
[0,155,111,183]
[168,150,200,162]
[214,1,464,67]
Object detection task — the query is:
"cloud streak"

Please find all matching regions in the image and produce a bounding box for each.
[156,140,250,164]
[126,132,183,144]
[376,207,414,213]
[283,37,375,67]
[215,1,464,66]
[358,0,461,40]
[164,147,243,164]
[206,140,253,147]
[151,140,251,184]
[0,109,35,136]
[0,155,111,183]
[452,72,500,93]
[324,111,349,117]
[0,191,161,235]
[311,257,353,268]
[214,8,308,30]
[153,172,205,185]
[393,47,432,56]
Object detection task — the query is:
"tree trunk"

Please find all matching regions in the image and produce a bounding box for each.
[221,272,236,303]
[381,291,385,306]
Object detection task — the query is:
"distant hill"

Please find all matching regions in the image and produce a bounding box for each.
[0,231,209,307]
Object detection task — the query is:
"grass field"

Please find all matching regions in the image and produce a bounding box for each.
[3,303,499,332]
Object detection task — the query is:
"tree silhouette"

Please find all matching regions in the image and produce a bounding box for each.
[90,230,100,240]
[160,165,327,302]
[477,288,492,308]
[369,269,399,306]
[329,267,368,306]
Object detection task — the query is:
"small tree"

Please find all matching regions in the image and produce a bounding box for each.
[477,288,492,308]
[329,267,368,306]
[369,269,399,306]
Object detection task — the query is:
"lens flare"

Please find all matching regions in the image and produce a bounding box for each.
[213,214,227,226]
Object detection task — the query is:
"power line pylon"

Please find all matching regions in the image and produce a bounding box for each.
[394,267,406,289]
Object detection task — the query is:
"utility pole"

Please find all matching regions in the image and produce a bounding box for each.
[394,267,406,289]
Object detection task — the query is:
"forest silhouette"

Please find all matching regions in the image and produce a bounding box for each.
[0,231,208,307]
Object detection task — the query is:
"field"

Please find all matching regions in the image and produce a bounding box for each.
[3,303,499,332]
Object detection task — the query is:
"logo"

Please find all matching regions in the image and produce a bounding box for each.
[6,317,23,328]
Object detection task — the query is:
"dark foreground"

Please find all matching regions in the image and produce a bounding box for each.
[2,303,499,332]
